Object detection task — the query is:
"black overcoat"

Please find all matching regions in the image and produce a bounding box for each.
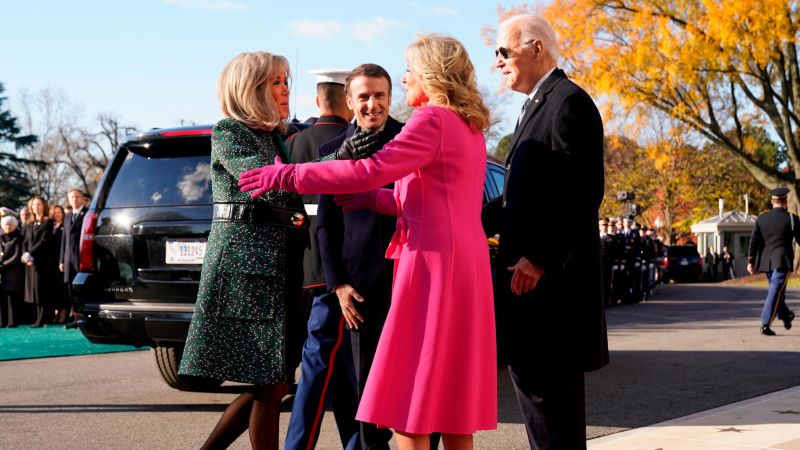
[1,228,25,293]
[23,219,54,305]
[748,206,800,272]
[60,207,86,283]
[485,69,609,372]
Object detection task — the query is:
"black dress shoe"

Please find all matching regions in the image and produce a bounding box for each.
[783,311,795,330]
[30,324,44,328]
[64,321,78,329]
[761,325,776,336]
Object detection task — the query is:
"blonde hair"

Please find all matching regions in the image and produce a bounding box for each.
[217,51,290,132]
[27,196,49,222]
[405,34,491,132]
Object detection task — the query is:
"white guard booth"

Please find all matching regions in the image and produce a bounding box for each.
[690,210,756,277]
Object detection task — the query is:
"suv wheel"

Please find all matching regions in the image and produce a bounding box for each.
[152,345,223,391]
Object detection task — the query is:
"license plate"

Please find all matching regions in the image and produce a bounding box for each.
[165,240,206,264]
[680,258,689,266]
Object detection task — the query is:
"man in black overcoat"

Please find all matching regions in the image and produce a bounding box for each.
[60,188,88,328]
[747,187,798,335]
[485,14,609,449]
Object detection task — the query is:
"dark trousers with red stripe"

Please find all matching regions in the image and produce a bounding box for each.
[285,293,360,450]
[762,270,792,326]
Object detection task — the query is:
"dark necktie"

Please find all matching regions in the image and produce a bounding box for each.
[517,97,532,128]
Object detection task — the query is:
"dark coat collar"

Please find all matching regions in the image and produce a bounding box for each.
[508,68,568,162]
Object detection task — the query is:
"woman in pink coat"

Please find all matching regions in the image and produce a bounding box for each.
[240,34,496,449]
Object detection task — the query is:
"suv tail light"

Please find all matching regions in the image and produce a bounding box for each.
[698,255,703,266]
[79,210,99,272]
[663,256,669,268]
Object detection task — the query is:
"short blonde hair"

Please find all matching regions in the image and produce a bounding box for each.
[217,51,290,132]
[405,34,491,132]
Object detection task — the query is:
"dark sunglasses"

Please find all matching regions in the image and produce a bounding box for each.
[495,39,536,59]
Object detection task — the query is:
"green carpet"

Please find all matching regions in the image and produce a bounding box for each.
[0,325,145,361]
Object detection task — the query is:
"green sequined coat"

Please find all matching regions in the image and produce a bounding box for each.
[179,118,306,385]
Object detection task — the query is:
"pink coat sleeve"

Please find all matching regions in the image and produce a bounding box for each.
[294,106,441,195]
[374,188,396,216]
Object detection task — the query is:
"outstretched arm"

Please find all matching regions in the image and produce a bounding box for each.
[239,107,442,197]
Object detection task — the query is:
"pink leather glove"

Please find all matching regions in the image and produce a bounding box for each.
[334,190,379,212]
[238,156,298,198]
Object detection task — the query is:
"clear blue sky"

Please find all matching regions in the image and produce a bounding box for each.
[2,0,532,140]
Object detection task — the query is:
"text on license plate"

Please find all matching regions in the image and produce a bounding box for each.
[166,241,207,264]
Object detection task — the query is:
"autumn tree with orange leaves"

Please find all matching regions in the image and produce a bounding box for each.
[494,1,800,212]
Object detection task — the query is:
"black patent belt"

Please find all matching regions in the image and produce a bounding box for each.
[213,203,308,229]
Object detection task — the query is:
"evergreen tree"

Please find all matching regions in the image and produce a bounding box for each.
[0,82,37,209]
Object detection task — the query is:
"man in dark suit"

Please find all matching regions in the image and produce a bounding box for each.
[747,187,798,335]
[60,188,88,328]
[486,14,609,449]
[316,63,404,450]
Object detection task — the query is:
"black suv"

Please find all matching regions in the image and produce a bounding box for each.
[73,124,507,391]
[663,245,702,283]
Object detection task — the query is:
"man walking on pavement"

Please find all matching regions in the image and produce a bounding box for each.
[748,187,797,336]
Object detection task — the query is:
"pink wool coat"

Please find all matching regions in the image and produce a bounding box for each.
[294,105,497,434]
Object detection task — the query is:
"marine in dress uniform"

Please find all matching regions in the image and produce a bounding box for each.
[285,69,360,450]
[747,187,798,335]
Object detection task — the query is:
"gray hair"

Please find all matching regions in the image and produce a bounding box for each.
[500,14,560,62]
[1,215,19,229]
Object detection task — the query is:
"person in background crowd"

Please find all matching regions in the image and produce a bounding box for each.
[18,207,31,232]
[706,246,719,281]
[60,188,89,329]
[0,215,24,328]
[22,196,54,328]
[48,204,70,324]
[721,245,735,280]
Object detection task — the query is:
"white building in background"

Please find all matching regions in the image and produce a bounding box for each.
[690,210,756,277]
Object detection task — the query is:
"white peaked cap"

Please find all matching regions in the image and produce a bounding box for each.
[308,69,351,85]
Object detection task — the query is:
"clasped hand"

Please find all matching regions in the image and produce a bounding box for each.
[335,129,382,160]
[238,156,295,198]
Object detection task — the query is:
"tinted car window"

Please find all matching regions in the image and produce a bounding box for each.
[104,150,212,208]
[488,165,505,198]
[668,246,699,257]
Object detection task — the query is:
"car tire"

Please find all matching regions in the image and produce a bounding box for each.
[153,345,223,392]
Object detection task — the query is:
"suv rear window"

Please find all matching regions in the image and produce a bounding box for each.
[667,246,699,257]
[104,142,212,208]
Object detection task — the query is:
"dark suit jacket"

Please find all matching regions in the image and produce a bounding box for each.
[1,229,25,293]
[748,207,800,272]
[287,115,350,287]
[60,207,87,283]
[486,69,609,372]
[23,219,54,305]
[316,117,404,324]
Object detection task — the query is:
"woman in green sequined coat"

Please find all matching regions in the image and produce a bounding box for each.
[178,51,306,450]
